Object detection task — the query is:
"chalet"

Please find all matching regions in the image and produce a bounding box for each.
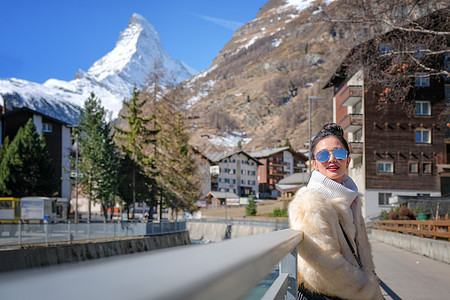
[205,150,261,198]
[248,146,307,199]
[324,9,449,219]
[0,107,72,198]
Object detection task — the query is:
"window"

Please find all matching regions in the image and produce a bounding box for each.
[414,45,427,58]
[415,101,430,116]
[415,129,431,143]
[241,180,245,184]
[444,53,450,72]
[380,45,393,56]
[42,123,53,133]
[415,74,430,87]
[409,162,418,174]
[377,162,393,173]
[423,163,432,174]
[224,178,230,183]
[232,179,236,184]
[378,193,392,205]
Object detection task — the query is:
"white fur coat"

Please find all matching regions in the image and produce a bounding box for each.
[289,185,382,299]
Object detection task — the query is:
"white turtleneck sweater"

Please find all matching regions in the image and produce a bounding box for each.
[307,170,359,225]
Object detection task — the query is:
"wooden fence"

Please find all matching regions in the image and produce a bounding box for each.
[373,220,450,240]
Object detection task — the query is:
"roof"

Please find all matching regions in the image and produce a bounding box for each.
[275,172,310,193]
[205,150,262,165]
[248,146,290,158]
[206,191,239,199]
[0,107,70,126]
[248,146,308,161]
[278,172,310,185]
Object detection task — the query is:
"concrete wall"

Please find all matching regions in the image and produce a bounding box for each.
[0,232,190,272]
[187,222,275,242]
[371,229,449,264]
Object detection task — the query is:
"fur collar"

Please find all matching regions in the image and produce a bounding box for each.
[305,170,361,248]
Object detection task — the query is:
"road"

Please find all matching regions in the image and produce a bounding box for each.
[371,239,450,300]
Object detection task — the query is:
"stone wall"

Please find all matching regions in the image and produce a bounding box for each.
[0,231,190,272]
[371,229,449,263]
[187,222,275,242]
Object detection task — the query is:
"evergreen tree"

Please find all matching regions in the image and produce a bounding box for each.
[0,119,59,197]
[0,136,10,162]
[284,138,291,147]
[115,87,159,218]
[150,82,202,214]
[78,92,120,220]
[246,195,257,216]
[117,153,155,217]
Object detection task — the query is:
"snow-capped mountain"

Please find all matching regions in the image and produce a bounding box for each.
[0,13,197,124]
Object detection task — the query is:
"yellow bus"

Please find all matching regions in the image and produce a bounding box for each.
[0,197,21,224]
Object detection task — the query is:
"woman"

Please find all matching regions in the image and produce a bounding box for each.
[289,123,382,300]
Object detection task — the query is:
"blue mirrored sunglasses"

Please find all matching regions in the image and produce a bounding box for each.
[315,148,348,162]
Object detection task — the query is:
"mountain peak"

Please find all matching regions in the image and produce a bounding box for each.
[1,13,196,123]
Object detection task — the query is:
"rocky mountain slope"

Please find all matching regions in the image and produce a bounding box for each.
[182,0,447,153]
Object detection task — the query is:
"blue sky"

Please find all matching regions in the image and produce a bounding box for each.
[0,0,268,83]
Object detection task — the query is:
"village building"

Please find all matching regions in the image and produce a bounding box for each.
[248,146,308,199]
[205,150,261,199]
[0,107,72,199]
[324,10,449,219]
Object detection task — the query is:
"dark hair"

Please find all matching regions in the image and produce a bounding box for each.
[311,123,350,155]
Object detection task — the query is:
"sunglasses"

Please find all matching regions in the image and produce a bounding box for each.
[315,148,348,163]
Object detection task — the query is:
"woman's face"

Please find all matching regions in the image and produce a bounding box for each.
[312,136,351,183]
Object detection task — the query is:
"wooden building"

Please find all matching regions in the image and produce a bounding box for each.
[325,10,449,219]
[249,147,307,199]
[0,107,72,198]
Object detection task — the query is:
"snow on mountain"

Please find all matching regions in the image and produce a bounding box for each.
[0,13,197,124]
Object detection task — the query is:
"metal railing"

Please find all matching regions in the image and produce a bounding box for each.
[187,216,289,230]
[0,221,186,247]
[0,229,304,300]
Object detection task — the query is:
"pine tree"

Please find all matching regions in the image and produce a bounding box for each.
[246,195,257,216]
[114,87,159,218]
[117,153,155,217]
[77,92,120,220]
[0,119,59,197]
[150,82,201,215]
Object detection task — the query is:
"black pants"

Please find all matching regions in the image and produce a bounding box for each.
[297,283,343,300]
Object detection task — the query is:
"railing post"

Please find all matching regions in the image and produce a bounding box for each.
[279,246,298,300]
[104,220,106,241]
[18,221,22,247]
[44,220,49,246]
[87,220,90,242]
[68,221,71,245]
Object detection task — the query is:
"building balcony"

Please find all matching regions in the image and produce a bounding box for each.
[269,169,288,176]
[341,86,362,106]
[269,161,288,167]
[340,114,363,133]
[349,142,363,158]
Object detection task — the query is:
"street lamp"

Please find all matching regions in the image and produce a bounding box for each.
[308,96,325,174]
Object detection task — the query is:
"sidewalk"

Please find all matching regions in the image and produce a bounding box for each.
[370,238,450,300]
